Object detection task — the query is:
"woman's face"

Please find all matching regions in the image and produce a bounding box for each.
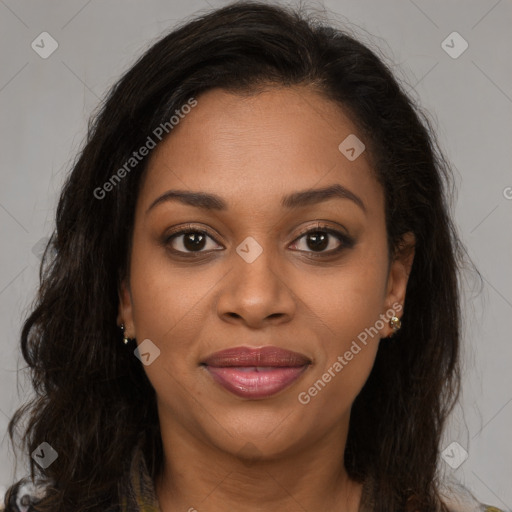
[118,85,414,460]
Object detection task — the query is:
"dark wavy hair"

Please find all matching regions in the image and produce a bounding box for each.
[5,1,475,511]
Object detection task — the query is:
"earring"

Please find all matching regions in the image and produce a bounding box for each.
[390,316,401,333]
[120,323,130,345]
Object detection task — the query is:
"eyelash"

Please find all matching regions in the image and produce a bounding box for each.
[163,223,354,259]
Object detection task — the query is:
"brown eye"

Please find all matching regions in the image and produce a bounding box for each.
[166,230,222,254]
[289,227,354,255]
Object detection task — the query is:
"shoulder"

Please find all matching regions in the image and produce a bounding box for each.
[439,478,507,512]
[1,477,52,512]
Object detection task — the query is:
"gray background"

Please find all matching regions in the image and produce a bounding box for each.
[0,0,511,508]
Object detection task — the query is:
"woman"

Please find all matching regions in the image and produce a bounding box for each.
[2,1,506,511]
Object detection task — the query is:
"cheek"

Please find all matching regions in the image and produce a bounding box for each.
[296,247,389,353]
[127,243,212,411]
[295,272,384,422]
[125,242,227,437]
[127,233,216,363]
[293,244,388,412]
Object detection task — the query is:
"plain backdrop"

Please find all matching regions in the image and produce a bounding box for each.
[0,0,511,508]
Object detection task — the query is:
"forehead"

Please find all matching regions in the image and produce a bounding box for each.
[138,86,382,216]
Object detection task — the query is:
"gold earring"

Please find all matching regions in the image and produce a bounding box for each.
[120,323,130,345]
[390,316,401,333]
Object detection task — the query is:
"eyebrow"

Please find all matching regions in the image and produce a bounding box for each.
[146,183,366,215]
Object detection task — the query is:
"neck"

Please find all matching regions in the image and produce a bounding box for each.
[155,416,363,512]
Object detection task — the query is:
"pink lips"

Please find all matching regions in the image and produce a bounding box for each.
[201,346,311,399]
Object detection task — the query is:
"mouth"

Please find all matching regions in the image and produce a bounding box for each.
[200,346,311,399]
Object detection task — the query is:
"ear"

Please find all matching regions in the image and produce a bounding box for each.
[117,278,135,338]
[382,231,415,336]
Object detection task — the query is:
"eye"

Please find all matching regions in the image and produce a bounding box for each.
[165,227,222,255]
[289,225,354,255]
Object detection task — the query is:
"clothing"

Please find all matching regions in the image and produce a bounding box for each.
[2,441,507,512]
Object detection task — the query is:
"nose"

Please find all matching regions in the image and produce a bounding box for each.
[215,244,296,329]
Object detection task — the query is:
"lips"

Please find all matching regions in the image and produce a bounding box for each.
[201,346,311,399]
[202,346,311,368]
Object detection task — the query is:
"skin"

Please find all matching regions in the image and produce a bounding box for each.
[118,85,415,512]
